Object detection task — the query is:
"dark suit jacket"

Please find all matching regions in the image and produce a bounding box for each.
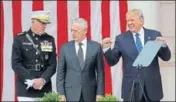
[104,28,171,101]
[56,40,105,101]
[11,30,57,97]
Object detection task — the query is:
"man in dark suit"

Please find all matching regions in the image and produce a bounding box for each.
[102,9,171,102]
[56,18,105,101]
[11,10,57,101]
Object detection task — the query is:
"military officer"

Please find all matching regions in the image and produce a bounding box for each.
[11,10,57,101]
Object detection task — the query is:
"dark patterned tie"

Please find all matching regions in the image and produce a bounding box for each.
[135,33,143,53]
[78,42,84,69]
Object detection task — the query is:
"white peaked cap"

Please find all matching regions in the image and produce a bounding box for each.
[30,10,51,24]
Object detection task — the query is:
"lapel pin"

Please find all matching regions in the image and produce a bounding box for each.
[148,37,151,39]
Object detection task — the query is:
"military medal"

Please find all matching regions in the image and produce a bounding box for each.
[41,41,53,52]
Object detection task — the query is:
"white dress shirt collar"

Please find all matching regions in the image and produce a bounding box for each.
[132,27,145,47]
[75,38,87,46]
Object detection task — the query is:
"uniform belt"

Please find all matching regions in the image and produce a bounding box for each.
[27,64,45,71]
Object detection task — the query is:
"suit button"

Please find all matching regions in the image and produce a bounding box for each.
[36,59,38,62]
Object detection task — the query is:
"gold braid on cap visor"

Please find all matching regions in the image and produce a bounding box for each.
[35,15,50,23]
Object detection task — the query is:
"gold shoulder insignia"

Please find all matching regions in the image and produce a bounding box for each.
[17,32,23,35]
[17,31,27,36]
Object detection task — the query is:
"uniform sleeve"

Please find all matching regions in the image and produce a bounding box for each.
[40,37,57,83]
[11,36,35,82]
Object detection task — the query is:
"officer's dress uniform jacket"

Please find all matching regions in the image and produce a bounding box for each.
[11,29,57,97]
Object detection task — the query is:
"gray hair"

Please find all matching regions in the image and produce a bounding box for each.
[126,9,144,20]
[72,18,88,29]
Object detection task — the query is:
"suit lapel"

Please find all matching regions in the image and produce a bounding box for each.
[127,31,139,56]
[71,41,82,70]
[144,28,151,44]
[124,29,150,59]
[83,40,91,70]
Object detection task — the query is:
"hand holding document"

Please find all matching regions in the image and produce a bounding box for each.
[133,41,163,67]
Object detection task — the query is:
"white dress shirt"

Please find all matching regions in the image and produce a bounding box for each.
[132,27,145,47]
[75,38,87,61]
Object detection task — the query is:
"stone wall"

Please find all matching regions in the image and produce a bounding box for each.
[158,1,175,101]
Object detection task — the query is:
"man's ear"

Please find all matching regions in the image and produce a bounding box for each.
[83,28,87,35]
[140,18,144,25]
[31,19,35,24]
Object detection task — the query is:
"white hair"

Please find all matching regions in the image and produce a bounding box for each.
[126,9,144,20]
[72,18,88,29]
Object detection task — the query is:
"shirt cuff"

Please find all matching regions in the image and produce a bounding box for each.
[162,43,167,48]
[41,78,46,85]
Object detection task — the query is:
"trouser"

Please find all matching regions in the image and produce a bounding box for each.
[140,85,160,102]
[79,91,84,102]
[124,84,160,102]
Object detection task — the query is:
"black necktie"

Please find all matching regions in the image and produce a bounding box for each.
[78,43,84,69]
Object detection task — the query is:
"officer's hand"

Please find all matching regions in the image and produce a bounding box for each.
[33,78,44,90]
[102,38,112,49]
[60,95,66,101]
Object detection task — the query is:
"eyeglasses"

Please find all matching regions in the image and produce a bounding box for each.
[71,29,82,33]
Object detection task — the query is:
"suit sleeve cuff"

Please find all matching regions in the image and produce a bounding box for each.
[161,43,167,48]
